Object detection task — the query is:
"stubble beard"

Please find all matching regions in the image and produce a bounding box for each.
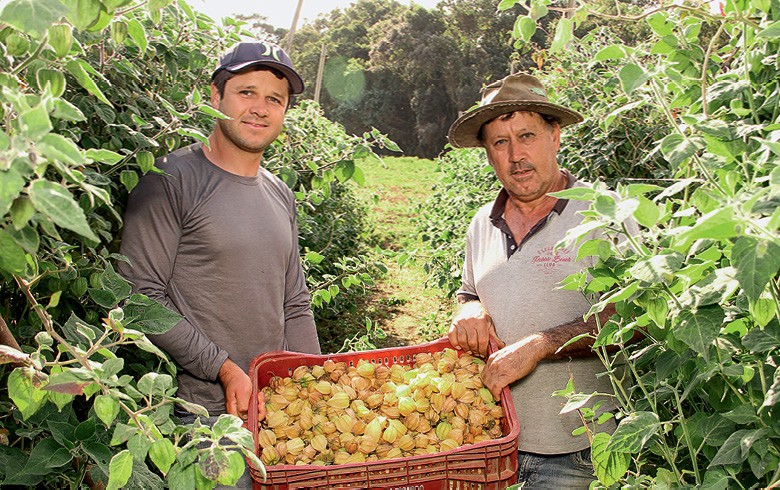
[216,118,270,154]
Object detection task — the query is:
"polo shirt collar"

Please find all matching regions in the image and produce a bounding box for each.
[488,169,577,257]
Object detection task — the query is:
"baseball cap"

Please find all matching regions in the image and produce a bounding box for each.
[212,41,305,95]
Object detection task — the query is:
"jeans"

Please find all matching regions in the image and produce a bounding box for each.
[517,448,595,489]
[177,412,254,490]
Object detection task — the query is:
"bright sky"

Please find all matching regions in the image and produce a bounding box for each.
[188,0,442,29]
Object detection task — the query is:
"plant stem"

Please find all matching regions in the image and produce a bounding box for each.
[672,386,700,484]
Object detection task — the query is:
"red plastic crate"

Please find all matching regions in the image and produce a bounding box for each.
[248,338,519,489]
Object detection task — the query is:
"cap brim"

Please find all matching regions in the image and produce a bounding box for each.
[447,101,584,148]
[213,60,305,95]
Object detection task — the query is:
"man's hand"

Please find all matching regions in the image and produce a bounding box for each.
[218,358,252,423]
[482,333,552,399]
[448,300,505,357]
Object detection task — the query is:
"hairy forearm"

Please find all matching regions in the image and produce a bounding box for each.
[540,303,618,360]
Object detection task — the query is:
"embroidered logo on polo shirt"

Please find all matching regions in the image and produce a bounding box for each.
[531,245,573,275]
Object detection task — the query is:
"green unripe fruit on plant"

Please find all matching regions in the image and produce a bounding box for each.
[110,21,128,45]
[47,24,73,58]
[6,32,29,57]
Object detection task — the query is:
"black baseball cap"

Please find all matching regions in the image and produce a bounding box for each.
[212,41,305,95]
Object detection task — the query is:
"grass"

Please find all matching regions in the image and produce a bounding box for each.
[343,156,453,349]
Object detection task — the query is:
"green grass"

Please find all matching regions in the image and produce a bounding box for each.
[346,156,452,348]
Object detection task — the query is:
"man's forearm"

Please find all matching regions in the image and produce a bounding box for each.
[540,303,618,360]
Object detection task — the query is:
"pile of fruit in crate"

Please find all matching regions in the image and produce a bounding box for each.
[257,348,505,466]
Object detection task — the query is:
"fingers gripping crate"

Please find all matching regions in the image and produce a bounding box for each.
[248,338,519,489]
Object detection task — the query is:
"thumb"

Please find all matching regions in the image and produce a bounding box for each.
[489,328,506,351]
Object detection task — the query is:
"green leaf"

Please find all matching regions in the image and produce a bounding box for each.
[178,127,208,145]
[742,321,780,353]
[334,160,355,183]
[762,367,780,410]
[676,306,723,360]
[107,450,133,490]
[629,253,684,284]
[305,251,325,264]
[168,462,195,488]
[65,59,112,107]
[120,170,139,193]
[61,0,101,31]
[122,294,182,334]
[110,423,139,446]
[198,104,230,120]
[594,44,627,61]
[198,446,230,481]
[88,288,118,308]
[28,179,98,241]
[551,17,573,52]
[127,433,152,461]
[52,99,86,121]
[21,438,72,474]
[673,207,739,249]
[86,148,124,165]
[19,104,53,139]
[8,368,48,419]
[0,229,27,275]
[756,20,780,38]
[137,372,173,395]
[550,187,596,201]
[149,439,176,475]
[0,0,68,39]
[606,411,660,453]
[515,16,536,42]
[646,12,674,37]
[619,64,649,94]
[591,432,631,486]
[100,263,132,302]
[94,394,120,427]
[660,133,700,167]
[136,150,156,173]
[633,195,660,228]
[731,236,780,303]
[38,132,84,165]
[126,18,147,55]
[709,429,767,466]
[0,165,26,217]
[219,451,245,486]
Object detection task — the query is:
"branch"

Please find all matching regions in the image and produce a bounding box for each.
[0,313,21,351]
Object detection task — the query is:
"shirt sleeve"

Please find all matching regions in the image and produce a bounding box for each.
[282,196,321,355]
[456,219,479,300]
[118,170,229,381]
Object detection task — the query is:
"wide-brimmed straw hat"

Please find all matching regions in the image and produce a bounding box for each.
[447,73,583,148]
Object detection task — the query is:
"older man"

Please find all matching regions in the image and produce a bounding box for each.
[447,74,634,488]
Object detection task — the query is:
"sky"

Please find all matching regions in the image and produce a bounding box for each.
[188,0,442,29]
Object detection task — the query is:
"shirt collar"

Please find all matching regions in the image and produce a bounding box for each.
[489,169,576,225]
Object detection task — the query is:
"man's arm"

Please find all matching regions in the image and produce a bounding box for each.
[481,303,627,398]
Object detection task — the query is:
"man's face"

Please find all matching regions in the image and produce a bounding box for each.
[482,111,561,204]
[210,69,289,155]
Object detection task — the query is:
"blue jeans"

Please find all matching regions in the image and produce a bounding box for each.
[517,448,595,489]
[177,412,254,490]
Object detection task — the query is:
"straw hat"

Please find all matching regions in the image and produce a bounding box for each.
[447,74,583,148]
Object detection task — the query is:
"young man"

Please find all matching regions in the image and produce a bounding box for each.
[447,74,636,488]
[119,41,320,430]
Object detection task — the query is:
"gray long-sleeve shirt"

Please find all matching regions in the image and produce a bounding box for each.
[119,144,320,414]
